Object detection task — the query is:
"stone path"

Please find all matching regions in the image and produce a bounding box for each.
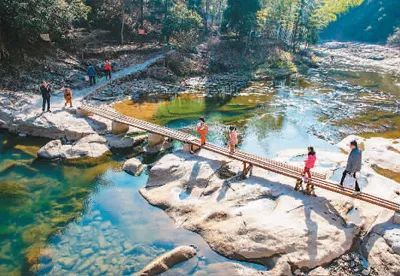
[33,52,167,109]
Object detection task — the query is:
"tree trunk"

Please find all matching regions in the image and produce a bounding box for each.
[140,0,144,28]
[120,13,125,45]
[0,24,9,60]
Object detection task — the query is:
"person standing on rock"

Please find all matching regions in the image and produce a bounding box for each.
[87,64,97,86]
[63,87,73,108]
[104,59,112,81]
[40,80,51,112]
[340,140,362,193]
[228,126,238,154]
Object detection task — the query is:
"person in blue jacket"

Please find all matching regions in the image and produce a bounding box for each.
[87,64,97,86]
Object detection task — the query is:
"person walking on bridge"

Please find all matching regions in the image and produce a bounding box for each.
[340,140,362,193]
[87,64,97,86]
[228,126,238,154]
[197,117,208,146]
[295,146,316,193]
[40,81,51,113]
[190,117,208,154]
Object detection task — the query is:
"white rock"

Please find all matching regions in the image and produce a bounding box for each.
[123,158,144,176]
[137,245,197,275]
[148,133,165,147]
[37,134,110,160]
[140,150,357,270]
[308,266,329,276]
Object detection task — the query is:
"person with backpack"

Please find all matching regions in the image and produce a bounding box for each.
[340,140,362,193]
[87,64,97,86]
[40,80,51,112]
[104,59,112,80]
[63,87,73,108]
[228,126,238,154]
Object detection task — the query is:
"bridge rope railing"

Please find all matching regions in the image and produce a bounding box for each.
[80,104,400,212]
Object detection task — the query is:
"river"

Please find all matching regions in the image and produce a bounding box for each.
[0,42,399,275]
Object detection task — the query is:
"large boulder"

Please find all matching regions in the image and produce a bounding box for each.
[105,134,147,149]
[362,220,400,275]
[137,245,197,275]
[37,134,110,160]
[140,150,357,272]
[122,158,144,176]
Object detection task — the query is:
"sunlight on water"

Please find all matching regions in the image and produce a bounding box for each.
[1,70,399,274]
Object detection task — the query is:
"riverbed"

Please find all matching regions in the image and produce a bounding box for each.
[0,42,399,275]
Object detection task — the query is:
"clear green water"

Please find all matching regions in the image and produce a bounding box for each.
[1,68,399,274]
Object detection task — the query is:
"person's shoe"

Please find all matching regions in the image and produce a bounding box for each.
[352,191,361,196]
[47,110,51,113]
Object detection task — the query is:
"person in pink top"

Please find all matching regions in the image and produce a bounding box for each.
[303,146,316,180]
[228,126,238,154]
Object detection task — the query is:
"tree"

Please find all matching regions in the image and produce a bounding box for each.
[0,0,90,59]
[222,0,261,37]
[162,3,203,50]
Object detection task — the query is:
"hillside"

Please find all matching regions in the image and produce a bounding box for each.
[320,0,400,43]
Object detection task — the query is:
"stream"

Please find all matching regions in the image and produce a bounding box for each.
[0,43,399,275]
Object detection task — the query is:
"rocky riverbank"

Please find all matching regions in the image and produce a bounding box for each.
[313,42,400,77]
[139,136,400,275]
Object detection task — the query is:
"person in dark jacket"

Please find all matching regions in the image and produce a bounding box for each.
[40,80,51,112]
[87,64,97,86]
[340,140,362,192]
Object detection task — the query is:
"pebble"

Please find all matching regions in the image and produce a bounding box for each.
[80,248,94,257]
[58,257,75,270]
[362,268,370,275]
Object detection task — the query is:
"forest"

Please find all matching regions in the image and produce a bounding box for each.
[0,0,369,60]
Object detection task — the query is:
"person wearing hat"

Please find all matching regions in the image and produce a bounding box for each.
[340,140,362,193]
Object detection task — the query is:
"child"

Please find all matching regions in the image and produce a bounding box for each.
[63,88,73,108]
[303,146,316,180]
[104,59,112,80]
[228,126,238,154]
[295,146,317,193]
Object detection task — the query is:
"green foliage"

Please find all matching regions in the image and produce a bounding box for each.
[321,0,400,43]
[254,0,364,49]
[222,0,261,37]
[0,0,90,44]
[162,3,203,50]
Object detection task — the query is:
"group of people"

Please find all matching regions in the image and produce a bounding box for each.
[39,59,113,112]
[299,140,362,194]
[190,117,363,194]
[39,81,73,112]
[87,59,113,86]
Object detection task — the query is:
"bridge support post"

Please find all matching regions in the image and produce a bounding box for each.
[242,162,253,177]
[112,120,129,135]
[394,212,400,224]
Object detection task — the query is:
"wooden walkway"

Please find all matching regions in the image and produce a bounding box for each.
[80,104,400,212]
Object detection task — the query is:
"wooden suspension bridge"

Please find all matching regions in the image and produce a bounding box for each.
[80,104,400,213]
